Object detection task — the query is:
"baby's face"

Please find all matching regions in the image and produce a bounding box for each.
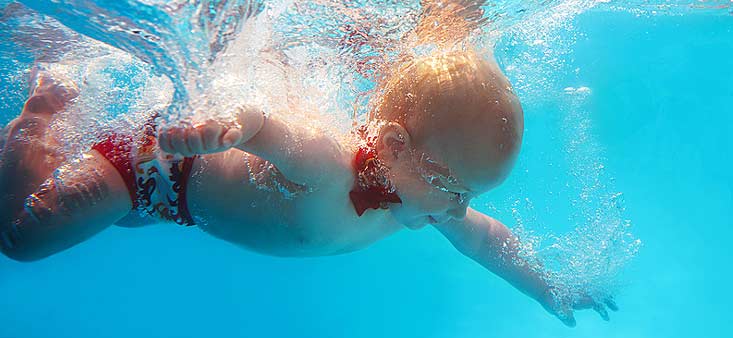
[386,126,517,229]
[386,145,474,229]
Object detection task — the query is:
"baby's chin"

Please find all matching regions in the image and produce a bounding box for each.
[403,218,428,230]
[390,208,426,229]
[399,215,441,230]
[389,205,444,229]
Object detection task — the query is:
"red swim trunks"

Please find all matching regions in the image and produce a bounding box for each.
[92,121,196,226]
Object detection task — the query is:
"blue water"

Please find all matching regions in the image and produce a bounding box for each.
[1,3,731,338]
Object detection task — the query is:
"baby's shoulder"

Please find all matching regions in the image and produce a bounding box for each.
[298,134,355,184]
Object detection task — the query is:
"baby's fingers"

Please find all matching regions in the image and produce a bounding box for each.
[572,295,595,310]
[199,121,223,151]
[158,128,172,153]
[169,127,191,156]
[222,128,243,148]
[556,308,577,328]
[604,298,619,312]
[159,127,184,155]
[160,125,207,156]
[593,303,610,321]
[185,127,205,154]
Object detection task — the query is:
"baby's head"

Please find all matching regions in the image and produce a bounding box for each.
[370,50,523,228]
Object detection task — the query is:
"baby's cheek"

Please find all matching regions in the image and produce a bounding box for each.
[394,174,444,213]
[413,189,448,213]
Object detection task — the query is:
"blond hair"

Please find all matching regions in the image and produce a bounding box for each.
[370,50,509,127]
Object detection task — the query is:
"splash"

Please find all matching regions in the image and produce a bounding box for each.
[18,0,264,117]
[493,87,642,311]
[536,87,640,306]
[48,53,173,158]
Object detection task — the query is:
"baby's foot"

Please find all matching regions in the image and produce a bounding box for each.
[23,65,79,116]
[2,66,79,143]
[158,105,265,157]
[0,67,78,226]
[2,67,77,158]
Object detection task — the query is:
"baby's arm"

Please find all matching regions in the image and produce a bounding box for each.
[159,106,347,186]
[433,208,616,327]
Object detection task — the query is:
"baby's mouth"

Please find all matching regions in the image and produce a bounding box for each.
[427,215,452,224]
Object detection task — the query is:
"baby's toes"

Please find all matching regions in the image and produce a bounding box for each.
[29,67,79,110]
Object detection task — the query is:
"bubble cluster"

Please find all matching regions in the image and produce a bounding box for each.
[601,0,733,17]
[498,82,642,310]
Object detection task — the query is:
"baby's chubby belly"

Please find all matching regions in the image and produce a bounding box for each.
[187,150,402,257]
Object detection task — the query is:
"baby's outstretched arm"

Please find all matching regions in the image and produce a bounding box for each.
[159,106,348,186]
[434,208,617,327]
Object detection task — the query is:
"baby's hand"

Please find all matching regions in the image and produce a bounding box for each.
[158,105,265,157]
[540,288,619,327]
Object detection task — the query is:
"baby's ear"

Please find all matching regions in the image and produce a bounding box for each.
[378,122,411,160]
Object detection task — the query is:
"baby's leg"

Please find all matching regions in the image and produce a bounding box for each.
[0,123,10,151]
[0,151,132,261]
[0,68,131,261]
[0,67,77,221]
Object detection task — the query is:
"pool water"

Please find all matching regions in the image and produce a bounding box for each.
[0,3,731,338]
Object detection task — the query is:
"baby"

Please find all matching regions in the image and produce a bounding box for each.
[0,51,615,327]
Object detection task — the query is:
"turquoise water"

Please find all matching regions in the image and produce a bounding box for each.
[1,2,731,338]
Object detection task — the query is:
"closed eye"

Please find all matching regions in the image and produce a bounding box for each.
[451,192,468,204]
[428,177,468,202]
[429,177,449,192]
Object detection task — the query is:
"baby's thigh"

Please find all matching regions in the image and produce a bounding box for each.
[2,151,133,260]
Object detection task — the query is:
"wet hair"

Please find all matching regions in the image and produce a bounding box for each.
[365,49,525,192]
[370,49,523,157]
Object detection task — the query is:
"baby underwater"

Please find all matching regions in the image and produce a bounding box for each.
[0,50,616,327]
